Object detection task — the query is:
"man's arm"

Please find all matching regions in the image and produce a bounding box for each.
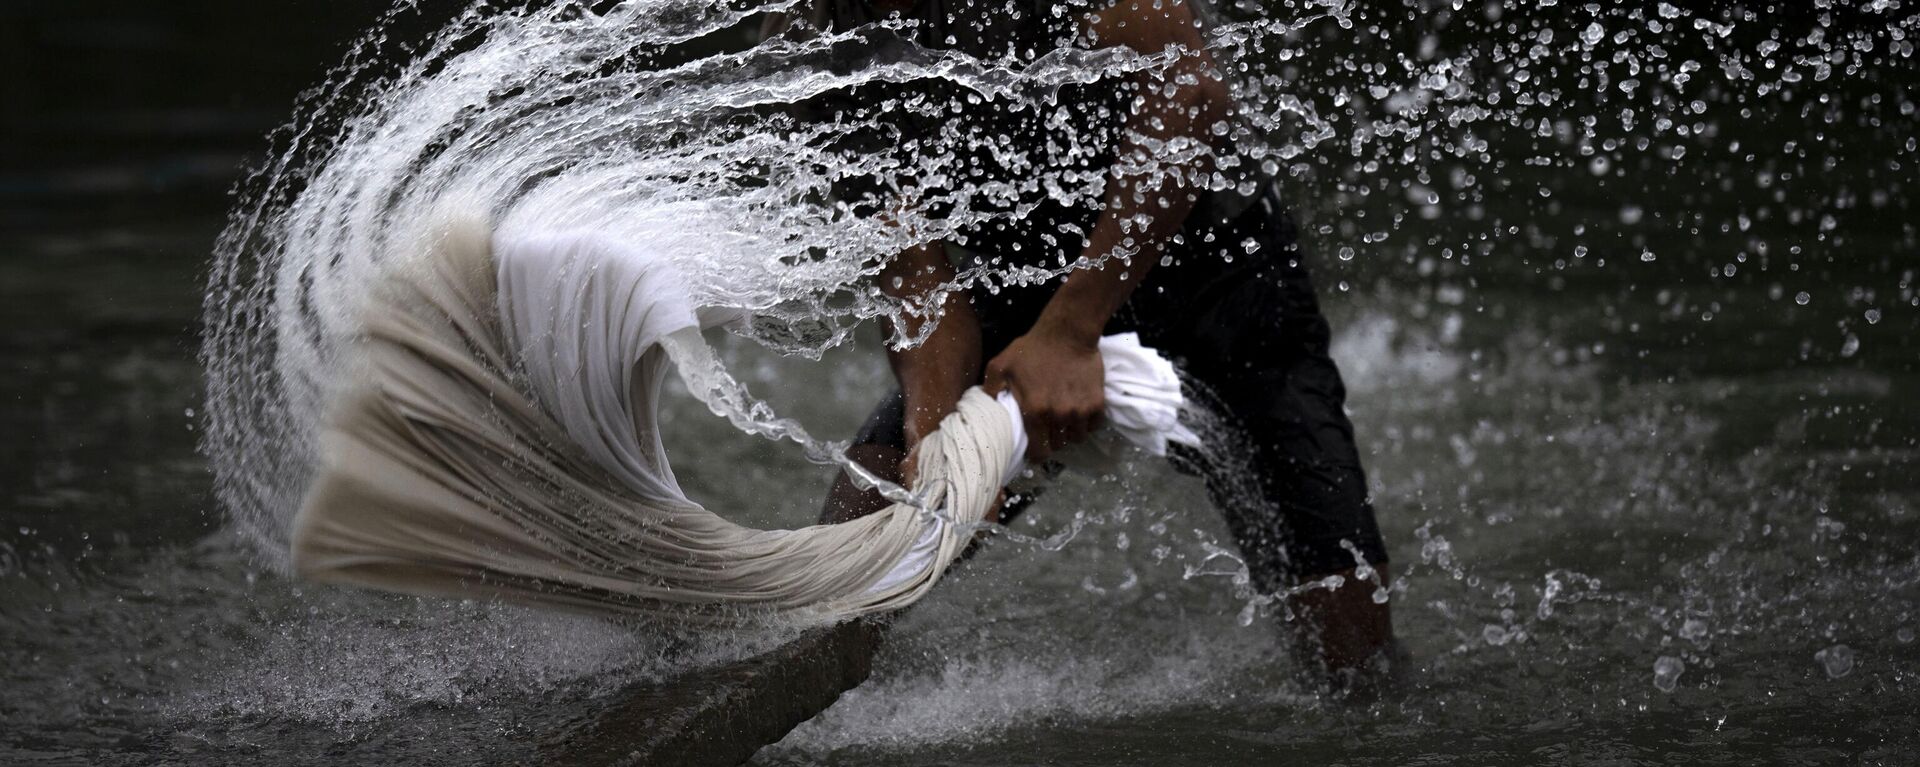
[880,241,982,458]
[984,0,1232,460]
[819,239,981,524]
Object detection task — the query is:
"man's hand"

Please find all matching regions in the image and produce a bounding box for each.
[960,0,1228,467]
[983,326,1106,463]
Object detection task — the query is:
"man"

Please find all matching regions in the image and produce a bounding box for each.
[772,0,1395,679]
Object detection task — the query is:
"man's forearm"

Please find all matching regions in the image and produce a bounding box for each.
[1034,5,1232,345]
[889,299,980,441]
[881,241,982,442]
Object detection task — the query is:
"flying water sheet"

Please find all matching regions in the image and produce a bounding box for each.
[290,217,1197,624]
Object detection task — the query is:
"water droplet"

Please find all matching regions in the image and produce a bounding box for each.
[1337,246,1355,261]
[1897,627,1915,644]
[1241,237,1261,255]
[1794,291,1811,306]
[1815,644,1854,679]
[1581,22,1605,46]
[1864,308,1882,324]
[1482,624,1511,646]
[1653,655,1684,692]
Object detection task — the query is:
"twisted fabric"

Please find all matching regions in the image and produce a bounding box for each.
[290,220,1188,624]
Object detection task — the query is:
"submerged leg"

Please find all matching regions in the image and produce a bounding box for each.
[1289,564,1402,694]
[1197,342,1397,683]
[1132,196,1397,683]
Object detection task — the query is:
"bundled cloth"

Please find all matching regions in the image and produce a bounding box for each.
[290,220,1197,624]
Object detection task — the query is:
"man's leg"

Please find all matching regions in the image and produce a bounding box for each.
[1134,200,1395,682]
[1169,364,1397,681]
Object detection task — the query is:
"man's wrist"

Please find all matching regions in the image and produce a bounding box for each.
[1031,298,1107,350]
[901,385,967,441]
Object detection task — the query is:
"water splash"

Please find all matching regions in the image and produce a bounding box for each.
[200,0,1918,569]
[202,0,1209,561]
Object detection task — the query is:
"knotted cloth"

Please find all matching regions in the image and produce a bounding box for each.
[290,220,1193,625]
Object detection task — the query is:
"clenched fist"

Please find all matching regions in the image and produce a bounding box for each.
[983,328,1106,462]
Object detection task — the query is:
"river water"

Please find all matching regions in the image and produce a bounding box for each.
[4,1,1917,764]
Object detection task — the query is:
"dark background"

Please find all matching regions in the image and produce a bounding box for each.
[2,1,395,209]
[2,2,410,559]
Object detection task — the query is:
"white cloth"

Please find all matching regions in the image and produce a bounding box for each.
[291,222,1196,623]
[868,334,1199,595]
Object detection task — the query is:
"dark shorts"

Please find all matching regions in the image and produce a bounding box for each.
[851,191,1388,587]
